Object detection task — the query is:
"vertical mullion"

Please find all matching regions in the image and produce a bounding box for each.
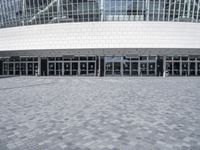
[42,0,45,24]
[8,1,10,25]
[191,0,195,21]
[82,0,84,21]
[163,0,166,21]
[24,0,28,25]
[28,0,31,25]
[57,0,60,23]
[93,0,94,21]
[33,0,36,24]
[196,0,200,22]
[115,0,117,19]
[158,0,161,21]
[178,0,181,21]
[142,0,145,20]
[3,1,7,26]
[110,0,112,19]
[0,2,4,26]
[11,0,15,25]
[2,1,7,27]
[172,0,176,21]
[131,0,133,20]
[37,0,41,24]
[183,0,186,17]
[87,1,89,21]
[137,0,139,17]
[187,0,191,18]
[6,1,9,25]
[153,0,155,21]
[168,0,171,21]
[121,0,123,19]
[146,0,149,21]
[47,0,50,23]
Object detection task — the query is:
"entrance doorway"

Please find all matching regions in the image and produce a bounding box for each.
[47,56,96,76]
[157,56,163,76]
[104,56,157,76]
[41,58,47,76]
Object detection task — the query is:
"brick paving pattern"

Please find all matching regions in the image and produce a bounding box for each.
[0,77,200,150]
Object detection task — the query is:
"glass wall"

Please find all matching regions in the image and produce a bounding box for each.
[0,0,200,28]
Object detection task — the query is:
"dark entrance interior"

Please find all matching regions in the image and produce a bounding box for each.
[41,58,47,76]
[100,57,104,76]
[0,60,2,75]
[157,56,163,76]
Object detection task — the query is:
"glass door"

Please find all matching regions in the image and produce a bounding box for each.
[64,62,70,75]
[198,62,200,75]
[105,62,112,75]
[182,62,188,76]
[34,63,38,75]
[123,62,130,76]
[21,63,26,75]
[49,63,55,75]
[114,62,121,75]
[56,62,62,76]
[140,62,147,76]
[166,62,172,76]
[9,63,14,75]
[149,62,156,76]
[3,63,8,75]
[131,62,138,76]
[190,62,196,76]
[88,62,95,75]
[80,62,87,75]
[174,62,180,76]
[15,63,20,75]
[72,62,78,75]
[28,63,33,75]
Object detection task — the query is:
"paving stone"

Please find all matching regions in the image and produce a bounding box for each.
[0,77,200,150]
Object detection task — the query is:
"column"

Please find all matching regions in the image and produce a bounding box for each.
[121,59,123,76]
[47,61,49,76]
[195,58,198,76]
[54,62,56,76]
[188,60,190,76]
[147,57,149,76]
[138,59,140,76]
[20,59,21,76]
[22,0,25,26]
[38,57,41,76]
[26,62,28,76]
[98,56,101,77]
[180,59,182,76]
[70,62,72,76]
[172,57,174,76]
[57,0,61,23]
[129,60,131,76]
[163,56,166,76]
[62,62,64,76]
[78,62,80,76]
[86,61,88,76]
[94,58,97,76]
[112,61,114,76]
[100,0,104,21]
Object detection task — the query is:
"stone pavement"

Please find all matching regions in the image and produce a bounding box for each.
[0,77,200,150]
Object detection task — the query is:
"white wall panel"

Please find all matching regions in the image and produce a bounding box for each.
[0,22,200,51]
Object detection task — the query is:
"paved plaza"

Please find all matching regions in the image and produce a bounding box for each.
[0,77,200,150]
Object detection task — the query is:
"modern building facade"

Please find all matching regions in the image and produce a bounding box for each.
[0,0,200,76]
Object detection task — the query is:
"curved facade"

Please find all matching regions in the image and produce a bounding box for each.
[0,0,200,77]
[0,0,200,28]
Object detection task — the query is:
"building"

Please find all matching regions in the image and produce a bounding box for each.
[0,0,200,76]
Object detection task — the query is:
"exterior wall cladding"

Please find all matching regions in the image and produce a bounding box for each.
[0,0,200,77]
